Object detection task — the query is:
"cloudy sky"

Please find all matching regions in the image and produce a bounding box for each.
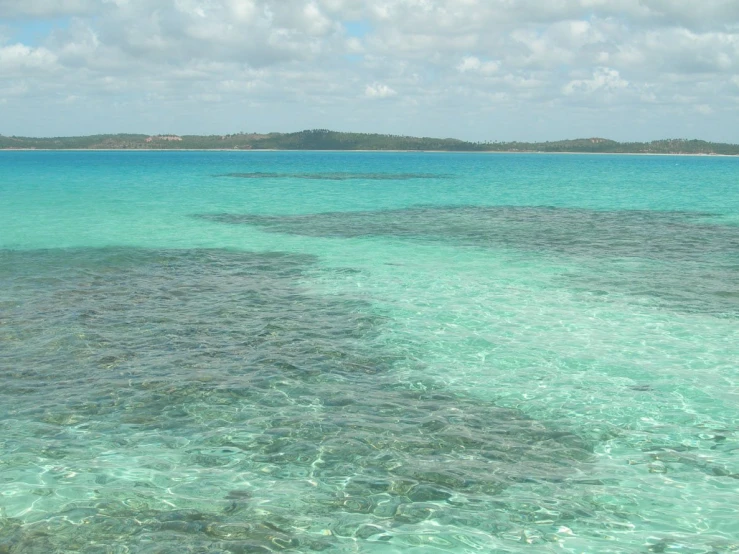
[1,0,738,141]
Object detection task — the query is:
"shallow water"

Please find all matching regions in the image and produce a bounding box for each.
[1,151,738,553]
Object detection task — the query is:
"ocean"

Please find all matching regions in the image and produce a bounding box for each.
[1,151,738,553]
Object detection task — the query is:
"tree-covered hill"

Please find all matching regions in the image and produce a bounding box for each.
[1,130,737,154]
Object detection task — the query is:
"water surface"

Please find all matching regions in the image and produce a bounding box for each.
[1,151,738,553]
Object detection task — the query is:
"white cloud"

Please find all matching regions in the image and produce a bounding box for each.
[226,0,259,22]
[457,56,499,74]
[0,0,100,17]
[563,67,629,95]
[0,44,58,72]
[1,0,738,140]
[365,82,396,98]
[346,36,364,53]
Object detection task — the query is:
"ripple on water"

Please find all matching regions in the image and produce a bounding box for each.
[214,172,451,180]
[0,247,595,552]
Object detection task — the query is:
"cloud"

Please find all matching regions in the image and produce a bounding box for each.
[563,67,629,96]
[0,0,738,141]
[0,0,100,18]
[365,82,396,98]
[457,56,499,75]
[0,43,58,73]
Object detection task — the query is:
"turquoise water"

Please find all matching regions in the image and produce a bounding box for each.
[1,151,738,553]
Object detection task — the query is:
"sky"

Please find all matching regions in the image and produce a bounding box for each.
[0,0,738,142]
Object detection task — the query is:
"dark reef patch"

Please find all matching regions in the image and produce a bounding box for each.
[195,206,739,316]
[194,206,733,262]
[0,247,594,552]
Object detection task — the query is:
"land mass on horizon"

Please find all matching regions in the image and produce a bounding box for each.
[1,129,738,155]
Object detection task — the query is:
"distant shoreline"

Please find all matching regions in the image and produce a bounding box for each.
[2,130,738,155]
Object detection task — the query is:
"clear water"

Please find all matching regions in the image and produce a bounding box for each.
[1,151,738,553]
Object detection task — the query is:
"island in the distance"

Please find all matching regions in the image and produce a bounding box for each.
[2,129,738,155]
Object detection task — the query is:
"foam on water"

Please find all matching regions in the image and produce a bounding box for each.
[1,151,738,552]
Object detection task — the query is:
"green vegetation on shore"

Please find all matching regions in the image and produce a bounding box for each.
[1,129,738,154]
